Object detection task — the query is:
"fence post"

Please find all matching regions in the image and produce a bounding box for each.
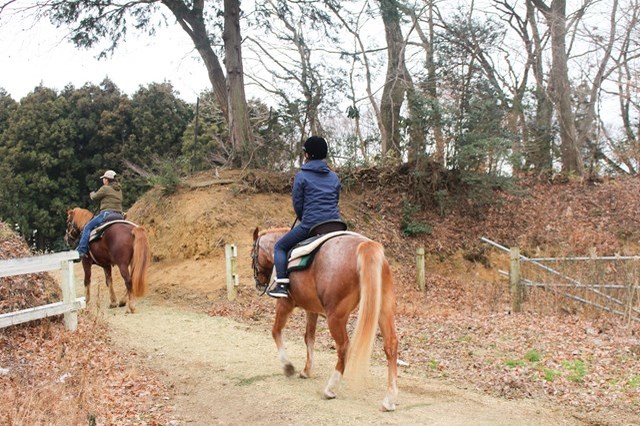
[509,247,522,313]
[225,244,238,301]
[416,247,425,291]
[60,259,78,331]
[624,254,636,324]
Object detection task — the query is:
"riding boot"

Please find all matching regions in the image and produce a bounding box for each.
[267,278,290,298]
[74,250,87,263]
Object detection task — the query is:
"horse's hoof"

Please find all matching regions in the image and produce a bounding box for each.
[108,303,118,309]
[299,371,309,379]
[382,397,396,412]
[323,389,336,400]
[284,363,295,377]
[118,301,126,307]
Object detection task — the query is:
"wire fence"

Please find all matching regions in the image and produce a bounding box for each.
[482,237,640,323]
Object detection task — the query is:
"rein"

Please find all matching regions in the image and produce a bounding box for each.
[251,235,269,295]
[65,216,82,245]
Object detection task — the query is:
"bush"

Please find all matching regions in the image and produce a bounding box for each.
[401,201,432,237]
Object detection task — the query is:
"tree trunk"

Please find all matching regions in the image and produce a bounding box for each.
[163,0,229,121]
[223,0,253,166]
[426,2,445,165]
[379,0,407,160]
[525,0,554,171]
[402,1,444,164]
[532,0,583,175]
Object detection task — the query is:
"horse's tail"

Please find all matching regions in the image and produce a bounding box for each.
[131,226,151,297]
[345,240,384,382]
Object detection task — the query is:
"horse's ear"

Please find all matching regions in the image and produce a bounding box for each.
[253,227,260,241]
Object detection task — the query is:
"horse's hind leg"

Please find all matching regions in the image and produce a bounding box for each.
[272,300,295,377]
[82,260,92,305]
[104,266,119,309]
[323,314,350,400]
[115,263,135,313]
[379,267,399,411]
[300,312,318,379]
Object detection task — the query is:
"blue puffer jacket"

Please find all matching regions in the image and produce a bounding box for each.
[292,160,341,229]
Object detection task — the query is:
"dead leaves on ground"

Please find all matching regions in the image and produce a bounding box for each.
[0,223,175,425]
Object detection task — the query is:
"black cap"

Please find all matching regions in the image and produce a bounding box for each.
[303,136,328,159]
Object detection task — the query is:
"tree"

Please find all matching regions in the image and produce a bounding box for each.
[0,88,17,136]
[60,79,131,193]
[10,0,253,166]
[181,92,229,172]
[248,0,347,165]
[0,86,80,249]
[400,1,446,165]
[326,0,382,164]
[529,0,584,175]
[125,82,193,200]
[378,0,410,159]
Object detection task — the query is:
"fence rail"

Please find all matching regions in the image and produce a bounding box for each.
[0,251,86,331]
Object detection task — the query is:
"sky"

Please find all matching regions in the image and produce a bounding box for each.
[1,13,211,104]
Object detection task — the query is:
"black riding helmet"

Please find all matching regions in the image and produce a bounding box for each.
[303,136,328,160]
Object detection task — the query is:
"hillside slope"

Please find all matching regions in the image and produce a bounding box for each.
[127,169,640,307]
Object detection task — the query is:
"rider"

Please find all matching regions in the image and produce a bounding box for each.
[267,136,342,298]
[76,169,124,258]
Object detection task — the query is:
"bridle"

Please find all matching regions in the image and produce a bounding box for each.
[251,235,270,294]
[64,213,81,246]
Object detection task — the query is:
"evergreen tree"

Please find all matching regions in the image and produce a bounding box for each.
[0,86,79,249]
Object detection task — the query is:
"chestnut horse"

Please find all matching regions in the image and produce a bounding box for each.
[65,207,150,313]
[251,227,398,411]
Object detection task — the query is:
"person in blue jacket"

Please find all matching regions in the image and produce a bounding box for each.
[267,136,342,298]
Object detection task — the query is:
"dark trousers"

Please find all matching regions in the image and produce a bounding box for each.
[76,210,112,255]
[274,225,310,279]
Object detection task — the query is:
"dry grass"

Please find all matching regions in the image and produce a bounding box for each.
[0,313,174,426]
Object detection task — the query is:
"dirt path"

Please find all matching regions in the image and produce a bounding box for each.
[92,295,583,426]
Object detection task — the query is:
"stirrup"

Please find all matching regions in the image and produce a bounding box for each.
[267,278,290,298]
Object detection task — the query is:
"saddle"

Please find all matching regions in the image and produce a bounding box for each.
[88,213,136,242]
[286,220,356,273]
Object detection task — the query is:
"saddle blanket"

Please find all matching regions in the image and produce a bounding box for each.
[287,231,361,271]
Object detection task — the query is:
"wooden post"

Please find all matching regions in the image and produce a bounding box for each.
[510,247,522,313]
[60,259,78,331]
[416,247,425,291]
[225,244,238,301]
[623,254,636,324]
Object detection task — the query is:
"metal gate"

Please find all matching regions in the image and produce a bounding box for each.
[482,237,640,323]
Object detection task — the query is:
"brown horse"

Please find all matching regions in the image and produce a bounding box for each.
[65,207,151,313]
[251,227,399,411]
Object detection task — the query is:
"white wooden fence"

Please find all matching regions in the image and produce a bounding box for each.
[0,251,86,331]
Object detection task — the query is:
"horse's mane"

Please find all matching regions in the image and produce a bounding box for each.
[258,227,289,237]
[71,207,94,228]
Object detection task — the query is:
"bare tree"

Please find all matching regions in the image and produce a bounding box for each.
[401,0,446,164]
[327,0,382,164]
[597,0,640,175]
[529,0,585,175]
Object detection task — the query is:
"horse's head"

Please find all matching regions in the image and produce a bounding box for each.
[64,209,80,246]
[64,207,93,246]
[251,227,276,292]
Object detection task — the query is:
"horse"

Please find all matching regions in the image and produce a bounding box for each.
[251,227,399,411]
[64,207,151,314]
